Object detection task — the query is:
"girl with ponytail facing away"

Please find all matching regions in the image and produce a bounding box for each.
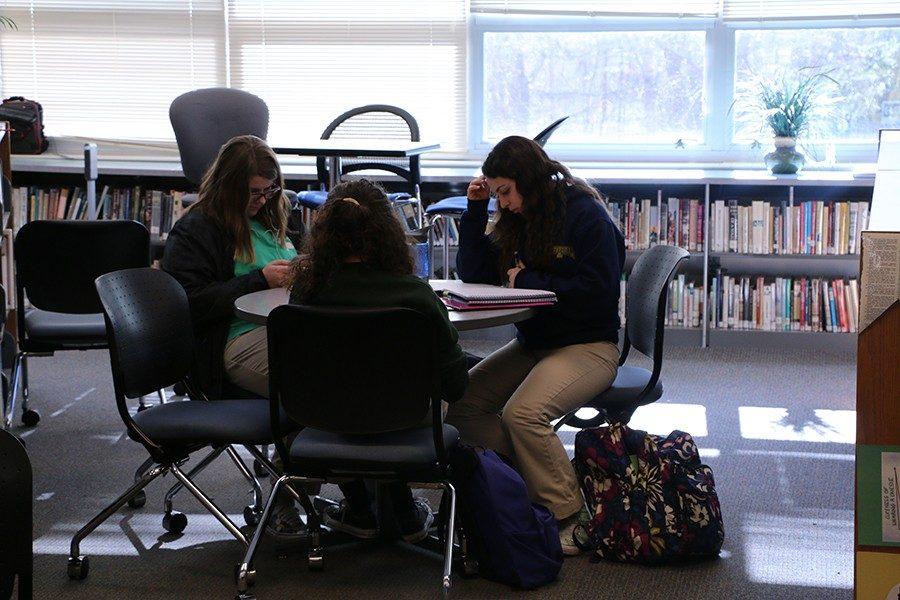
[289,179,468,543]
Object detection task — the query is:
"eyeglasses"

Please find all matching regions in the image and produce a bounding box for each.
[250,184,282,201]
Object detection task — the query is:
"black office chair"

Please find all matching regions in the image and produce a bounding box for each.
[0,428,32,600]
[67,267,311,581]
[169,88,304,248]
[555,244,689,430]
[425,116,569,278]
[296,104,423,214]
[4,220,150,429]
[235,305,463,599]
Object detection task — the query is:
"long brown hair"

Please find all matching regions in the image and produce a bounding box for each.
[193,135,289,262]
[483,136,601,273]
[291,179,414,302]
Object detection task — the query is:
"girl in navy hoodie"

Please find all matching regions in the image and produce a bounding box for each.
[446,136,624,556]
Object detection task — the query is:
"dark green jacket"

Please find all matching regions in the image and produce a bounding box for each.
[289,263,469,402]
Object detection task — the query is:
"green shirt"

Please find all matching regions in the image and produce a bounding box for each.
[288,263,469,402]
[228,219,297,341]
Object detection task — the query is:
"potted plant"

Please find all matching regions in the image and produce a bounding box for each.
[733,68,841,174]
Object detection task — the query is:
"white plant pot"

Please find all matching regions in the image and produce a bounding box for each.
[773,136,797,149]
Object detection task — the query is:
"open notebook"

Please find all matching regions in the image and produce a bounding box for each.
[429,280,557,311]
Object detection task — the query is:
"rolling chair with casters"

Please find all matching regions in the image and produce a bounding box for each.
[296,104,424,220]
[5,220,150,429]
[67,268,312,581]
[0,428,31,600]
[235,305,466,599]
[555,244,689,430]
[425,116,569,278]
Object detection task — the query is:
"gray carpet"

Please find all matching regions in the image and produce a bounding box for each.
[9,340,856,599]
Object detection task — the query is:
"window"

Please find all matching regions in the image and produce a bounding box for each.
[734,27,900,142]
[226,0,467,151]
[482,30,706,145]
[0,0,467,149]
[0,1,226,139]
[472,1,900,162]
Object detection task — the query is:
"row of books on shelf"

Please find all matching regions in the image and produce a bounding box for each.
[607,197,704,252]
[708,199,869,255]
[10,186,188,240]
[607,196,869,256]
[708,272,859,333]
[618,272,860,333]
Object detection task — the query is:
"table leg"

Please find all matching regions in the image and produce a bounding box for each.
[328,156,341,189]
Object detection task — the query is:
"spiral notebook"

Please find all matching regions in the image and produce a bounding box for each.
[429,280,556,311]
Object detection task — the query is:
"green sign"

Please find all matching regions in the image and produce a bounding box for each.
[857,444,900,548]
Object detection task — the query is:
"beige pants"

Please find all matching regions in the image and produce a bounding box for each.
[223,326,270,398]
[445,338,619,520]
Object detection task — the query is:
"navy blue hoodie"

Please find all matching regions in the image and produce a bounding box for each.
[456,186,625,350]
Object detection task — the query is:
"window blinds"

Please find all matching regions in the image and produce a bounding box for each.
[722,1,900,19]
[0,1,467,148]
[470,0,900,19]
[226,0,467,151]
[469,1,721,17]
[0,1,226,139]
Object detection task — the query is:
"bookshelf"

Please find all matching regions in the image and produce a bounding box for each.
[602,176,872,352]
[8,157,874,351]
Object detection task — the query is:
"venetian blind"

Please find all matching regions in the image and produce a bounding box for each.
[722,0,900,19]
[0,1,226,139]
[226,0,467,151]
[469,1,721,17]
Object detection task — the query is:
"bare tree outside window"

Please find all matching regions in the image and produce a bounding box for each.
[483,31,706,145]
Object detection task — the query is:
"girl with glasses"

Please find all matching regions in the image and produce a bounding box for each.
[163,135,304,541]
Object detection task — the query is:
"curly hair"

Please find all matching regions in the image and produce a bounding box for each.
[483,136,601,274]
[291,179,414,302]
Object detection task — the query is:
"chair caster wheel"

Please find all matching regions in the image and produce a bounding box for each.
[234,563,256,587]
[243,505,262,527]
[307,547,325,571]
[21,409,40,427]
[136,403,149,412]
[163,511,187,534]
[127,489,146,509]
[67,555,90,580]
[253,458,268,477]
[235,594,256,600]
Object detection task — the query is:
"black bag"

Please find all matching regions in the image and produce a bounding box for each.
[0,97,49,154]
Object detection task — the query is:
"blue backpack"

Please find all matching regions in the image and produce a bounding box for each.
[449,445,563,589]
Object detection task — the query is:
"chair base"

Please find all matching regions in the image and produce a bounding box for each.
[68,460,250,582]
[235,476,463,597]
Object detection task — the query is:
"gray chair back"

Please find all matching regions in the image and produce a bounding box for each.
[624,244,690,362]
[267,305,438,436]
[169,88,269,185]
[95,268,194,404]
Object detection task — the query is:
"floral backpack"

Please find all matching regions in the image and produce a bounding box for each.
[572,423,724,564]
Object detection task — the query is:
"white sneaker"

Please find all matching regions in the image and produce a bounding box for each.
[557,507,590,556]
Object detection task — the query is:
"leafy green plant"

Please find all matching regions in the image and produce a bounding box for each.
[0,16,16,30]
[733,68,842,141]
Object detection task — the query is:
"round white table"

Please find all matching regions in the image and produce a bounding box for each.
[234,287,535,331]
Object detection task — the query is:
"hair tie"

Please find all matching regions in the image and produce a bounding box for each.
[342,197,360,206]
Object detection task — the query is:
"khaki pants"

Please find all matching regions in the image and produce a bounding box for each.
[445,338,619,520]
[223,326,269,398]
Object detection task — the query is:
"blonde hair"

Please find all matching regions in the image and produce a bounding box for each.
[193,135,289,262]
